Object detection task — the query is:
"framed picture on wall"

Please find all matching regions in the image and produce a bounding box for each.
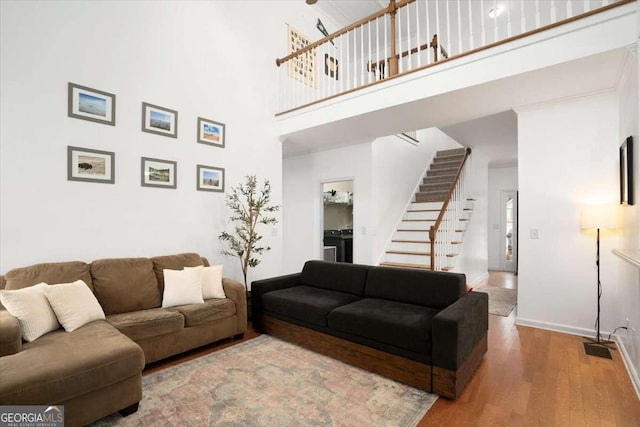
[141,103,178,138]
[67,146,115,184]
[68,83,116,126]
[620,136,634,205]
[196,165,224,192]
[197,117,225,148]
[141,157,177,189]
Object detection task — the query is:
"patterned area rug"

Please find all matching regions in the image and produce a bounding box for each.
[474,286,517,317]
[92,335,437,426]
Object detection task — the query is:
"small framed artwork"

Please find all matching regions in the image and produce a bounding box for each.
[142,102,178,138]
[67,146,115,184]
[197,117,225,148]
[620,136,634,205]
[324,54,339,80]
[141,157,177,189]
[197,165,225,192]
[68,83,115,126]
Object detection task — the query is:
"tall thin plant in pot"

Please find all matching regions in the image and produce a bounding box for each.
[218,175,280,291]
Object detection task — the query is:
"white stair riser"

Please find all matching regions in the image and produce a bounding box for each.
[393,231,430,241]
[385,252,431,265]
[410,202,443,210]
[403,211,439,221]
[388,241,431,252]
[399,220,434,231]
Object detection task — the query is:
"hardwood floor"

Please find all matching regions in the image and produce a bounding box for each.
[420,272,640,426]
[144,272,640,426]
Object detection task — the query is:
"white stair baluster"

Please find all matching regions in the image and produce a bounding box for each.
[507,0,512,37]
[468,0,474,50]
[406,5,411,70]
[493,0,499,42]
[550,0,556,22]
[457,0,463,54]
[398,8,403,73]
[480,0,486,45]
[446,0,451,56]
[416,1,421,67]
[535,0,541,28]
[368,21,372,84]
[520,0,526,33]
[426,0,431,63]
[566,0,572,18]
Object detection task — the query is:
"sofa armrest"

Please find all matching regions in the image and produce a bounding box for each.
[222,278,247,335]
[0,309,22,356]
[432,291,488,371]
[251,273,301,329]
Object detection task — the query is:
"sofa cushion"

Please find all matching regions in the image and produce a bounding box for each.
[328,298,440,355]
[91,258,161,314]
[263,285,359,327]
[45,280,106,332]
[151,253,204,295]
[170,298,236,327]
[365,266,466,309]
[0,320,144,405]
[4,261,92,291]
[299,261,371,296]
[0,283,60,342]
[106,308,184,342]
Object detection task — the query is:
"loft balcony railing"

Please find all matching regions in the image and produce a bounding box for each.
[276,0,632,115]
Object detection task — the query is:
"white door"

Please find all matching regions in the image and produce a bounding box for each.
[500,190,517,272]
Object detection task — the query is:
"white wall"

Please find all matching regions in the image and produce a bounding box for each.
[488,166,519,270]
[0,1,333,285]
[282,142,373,273]
[615,46,639,391]
[516,91,620,336]
[457,149,489,285]
[371,129,461,264]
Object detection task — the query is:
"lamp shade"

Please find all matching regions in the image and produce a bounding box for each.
[581,204,617,230]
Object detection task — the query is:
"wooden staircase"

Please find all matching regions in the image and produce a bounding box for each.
[380,148,472,271]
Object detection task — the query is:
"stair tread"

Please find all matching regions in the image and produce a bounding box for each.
[392,239,430,243]
[380,262,431,270]
[386,250,430,256]
[402,219,436,222]
[407,209,440,212]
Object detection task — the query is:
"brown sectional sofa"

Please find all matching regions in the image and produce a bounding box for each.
[0,252,247,426]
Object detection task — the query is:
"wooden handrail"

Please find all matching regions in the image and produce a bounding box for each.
[276,0,632,116]
[429,147,472,270]
[276,0,415,67]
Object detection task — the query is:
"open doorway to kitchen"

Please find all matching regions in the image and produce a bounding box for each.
[321,180,354,263]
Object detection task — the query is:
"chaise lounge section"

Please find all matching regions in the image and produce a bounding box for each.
[252,260,488,399]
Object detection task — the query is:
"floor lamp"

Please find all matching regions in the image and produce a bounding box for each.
[580,204,617,359]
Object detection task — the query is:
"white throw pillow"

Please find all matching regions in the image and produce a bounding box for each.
[0,283,60,342]
[185,265,226,299]
[44,280,105,332]
[162,266,205,308]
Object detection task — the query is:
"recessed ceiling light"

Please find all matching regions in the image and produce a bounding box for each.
[488,5,505,18]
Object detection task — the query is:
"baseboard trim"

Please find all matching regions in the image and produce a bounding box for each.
[514,317,604,338]
[614,335,640,400]
[470,272,490,287]
[516,317,640,399]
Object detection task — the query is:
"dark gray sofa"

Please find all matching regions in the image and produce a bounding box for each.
[252,260,488,399]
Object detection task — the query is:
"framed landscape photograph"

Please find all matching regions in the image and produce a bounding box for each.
[197,117,225,148]
[620,136,634,205]
[141,157,177,189]
[67,146,115,184]
[197,165,224,192]
[68,83,115,126]
[142,103,178,138]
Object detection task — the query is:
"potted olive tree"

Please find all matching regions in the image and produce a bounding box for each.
[219,175,280,319]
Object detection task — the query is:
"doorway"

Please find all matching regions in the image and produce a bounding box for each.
[500,190,517,272]
[321,180,353,263]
